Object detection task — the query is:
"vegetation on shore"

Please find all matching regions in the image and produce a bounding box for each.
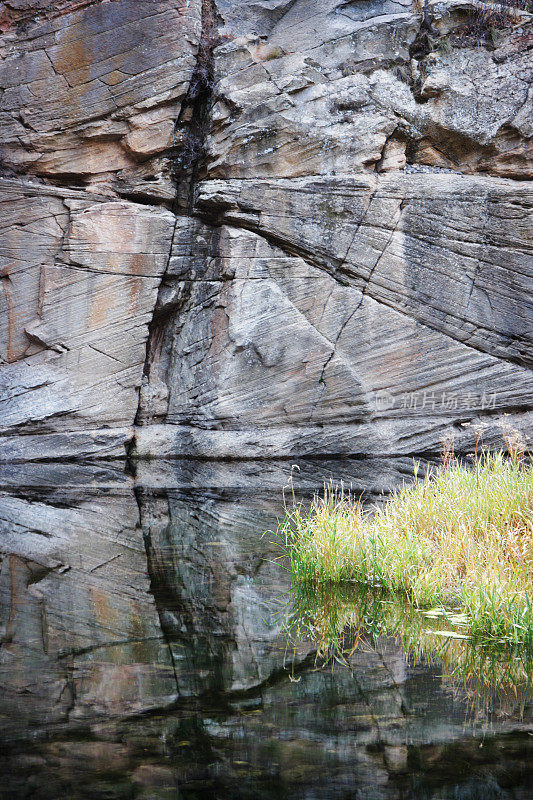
[277,450,533,646]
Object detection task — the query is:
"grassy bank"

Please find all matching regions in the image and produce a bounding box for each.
[277,452,533,645]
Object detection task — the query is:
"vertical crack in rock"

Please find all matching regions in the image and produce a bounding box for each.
[131,0,221,442]
[128,1,222,670]
[174,0,220,215]
[134,487,181,697]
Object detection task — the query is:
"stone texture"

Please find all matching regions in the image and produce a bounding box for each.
[137,0,529,459]
[197,174,533,367]
[207,0,532,180]
[0,0,532,460]
[0,179,175,458]
[0,0,201,193]
[135,217,532,457]
[0,0,203,460]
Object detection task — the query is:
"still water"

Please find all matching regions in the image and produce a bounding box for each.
[1,459,533,799]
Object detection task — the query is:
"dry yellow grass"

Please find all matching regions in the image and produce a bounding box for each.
[278,452,533,644]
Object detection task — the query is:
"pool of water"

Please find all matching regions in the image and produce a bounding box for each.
[1,459,533,799]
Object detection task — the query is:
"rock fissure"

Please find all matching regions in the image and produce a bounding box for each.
[0,0,531,462]
[131,0,221,440]
[192,212,531,370]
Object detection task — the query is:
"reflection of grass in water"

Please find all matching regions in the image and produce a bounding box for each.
[286,584,533,718]
[277,451,533,646]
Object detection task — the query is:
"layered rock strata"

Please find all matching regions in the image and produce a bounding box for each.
[0,0,531,460]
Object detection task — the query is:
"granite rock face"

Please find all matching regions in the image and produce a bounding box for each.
[208,0,532,180]
[0,180,175,460]
[0,0,201,460]
[1,0,532,460]
[0,0,201,196]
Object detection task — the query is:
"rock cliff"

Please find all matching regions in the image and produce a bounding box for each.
[1,0,531,460]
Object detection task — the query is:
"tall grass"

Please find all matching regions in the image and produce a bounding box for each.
[277,451,533,645]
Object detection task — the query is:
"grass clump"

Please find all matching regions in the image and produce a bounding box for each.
[277,451,533,645]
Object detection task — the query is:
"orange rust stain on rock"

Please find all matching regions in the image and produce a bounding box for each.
[52,22,92,124]
[0,1,99,33]
[0,9,15,33]
[37,264,61,317]
[89,584,119,633]
[53,24,91,82]
[1,267,19,363]
[7,556,30,641]
[128,599,150,662]
[57,1,101,17]
[103,69,125,87]
[128,252,145,313]
[88,277,113,331]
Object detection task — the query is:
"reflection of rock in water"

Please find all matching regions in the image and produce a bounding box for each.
[2,461,533,799]
[141,489,292,697]
[137,456,433,697]
[0,463,178,739]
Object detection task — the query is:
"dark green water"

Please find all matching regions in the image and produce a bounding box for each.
[1,459,533,799]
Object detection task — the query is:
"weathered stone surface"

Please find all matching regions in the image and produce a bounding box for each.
[132,455,437,495]
[0,0,201,192]
[127,0,530,459]
[198,174,532,366]
[0,0,203,461]
[207,0,532,180]
[0,179,174,458]
[0,0,532,460]
[135,218,532,457]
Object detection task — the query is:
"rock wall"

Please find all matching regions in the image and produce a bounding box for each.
[1,0,532,460]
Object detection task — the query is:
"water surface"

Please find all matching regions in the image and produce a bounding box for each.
[1,459,533,799]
